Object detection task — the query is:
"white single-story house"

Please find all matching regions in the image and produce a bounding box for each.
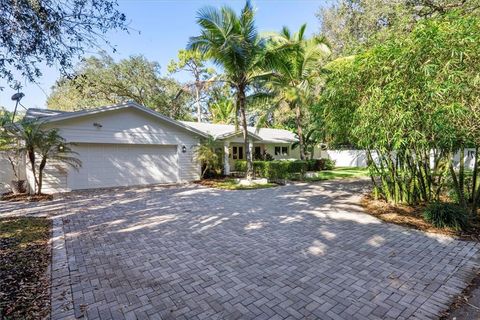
[1,102,300,194]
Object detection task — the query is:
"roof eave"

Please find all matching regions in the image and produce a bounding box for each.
[35,102,209,138]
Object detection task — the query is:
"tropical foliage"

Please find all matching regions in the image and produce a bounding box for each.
[1,120,81,195]
[266,25,330,160]
[194,137,221,178]
[188,1,281,179]
[318,12,480,214]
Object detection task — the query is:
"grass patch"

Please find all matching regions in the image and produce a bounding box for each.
[0,217,51,319]
[307,167,370,181]
[197,178,277,190]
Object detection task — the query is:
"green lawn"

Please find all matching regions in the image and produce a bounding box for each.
[307,167,370,181]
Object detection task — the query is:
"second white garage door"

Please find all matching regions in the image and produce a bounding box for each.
[68,143,179,190]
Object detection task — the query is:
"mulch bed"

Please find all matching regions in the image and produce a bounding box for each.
[361,195,480,241]
[362,196,480,318]
[0,217,52,319]
[440,271,480,320]
[1,193,53,202]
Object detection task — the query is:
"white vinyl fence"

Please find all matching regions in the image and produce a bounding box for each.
[320,149,477,170]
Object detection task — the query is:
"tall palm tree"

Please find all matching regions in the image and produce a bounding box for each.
[268,24,331,160]
[188,1,277,179]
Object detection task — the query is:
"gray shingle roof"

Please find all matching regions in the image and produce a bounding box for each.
[24,103,297,144]
[180,121,297,144]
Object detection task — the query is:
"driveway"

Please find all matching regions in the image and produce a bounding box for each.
[3,180,479,320]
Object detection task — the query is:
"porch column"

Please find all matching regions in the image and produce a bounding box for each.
[223,141,230,175]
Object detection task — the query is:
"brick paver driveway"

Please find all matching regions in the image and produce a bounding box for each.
[4,180,479,320]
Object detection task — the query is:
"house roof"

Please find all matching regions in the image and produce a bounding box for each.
[25,102,209,138]
[180,121,298,144]
[25,102,298,144]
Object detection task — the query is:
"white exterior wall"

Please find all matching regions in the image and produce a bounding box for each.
[35,108,201,193]
[264,144,300,160]
[0,152,26,193]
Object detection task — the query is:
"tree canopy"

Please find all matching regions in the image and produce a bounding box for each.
[47,54,194,120]
[317,11,480,206]
[317,0,480,56]
[0,0,128,84]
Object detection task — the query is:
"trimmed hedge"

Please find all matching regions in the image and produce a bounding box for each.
[305,158,336,171]
[235,159,336,180]
[235,160,308,180]
[235,158,336,181]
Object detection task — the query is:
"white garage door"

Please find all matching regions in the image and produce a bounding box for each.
[68,144,179,190]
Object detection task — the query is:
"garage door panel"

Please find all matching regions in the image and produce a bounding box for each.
[68,144,179,190]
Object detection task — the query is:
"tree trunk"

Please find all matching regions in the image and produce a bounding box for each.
[237,86,253,180]
[195,78,202,123]
[37,157,47,195]
[450,161,466,208]
[27,149,39,194]
[295,103,305,160]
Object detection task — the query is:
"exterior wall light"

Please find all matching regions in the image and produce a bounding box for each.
[182,145,187,153]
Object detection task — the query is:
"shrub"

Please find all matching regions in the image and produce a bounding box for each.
[320,158,336,170]
[234,160,308,180]
[422,202,468,231]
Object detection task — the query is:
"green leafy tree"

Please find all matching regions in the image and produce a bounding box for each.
[319,12,480,212]
[317,0,479,57]
[0,0,127,84]
[47,54,193,120]
[168,49,216,122]
[188,1,279,179]
[267,24,330,160]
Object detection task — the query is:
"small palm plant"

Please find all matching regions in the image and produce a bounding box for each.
[7,120,81,194]
[194,136,220,178]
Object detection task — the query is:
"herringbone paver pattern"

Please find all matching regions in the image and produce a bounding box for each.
[14,180,480,319]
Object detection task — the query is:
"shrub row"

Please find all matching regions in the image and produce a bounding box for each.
[234,158,335,181]
[305,158,336,171]
[234,160,306,180]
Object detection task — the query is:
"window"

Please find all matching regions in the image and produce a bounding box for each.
[232,146,243,160]
[275,146,289,156]
[254,146,262,159]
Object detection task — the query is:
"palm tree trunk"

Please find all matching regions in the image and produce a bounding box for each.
[295,103,305,160]
[238,86,253,180]
[27,149,39,194]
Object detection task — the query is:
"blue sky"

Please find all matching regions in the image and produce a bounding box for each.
[1,0,329,111]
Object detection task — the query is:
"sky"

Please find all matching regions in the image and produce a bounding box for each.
[0,0,330,111]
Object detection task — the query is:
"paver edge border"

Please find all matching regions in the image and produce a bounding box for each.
[50,217,75,320]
